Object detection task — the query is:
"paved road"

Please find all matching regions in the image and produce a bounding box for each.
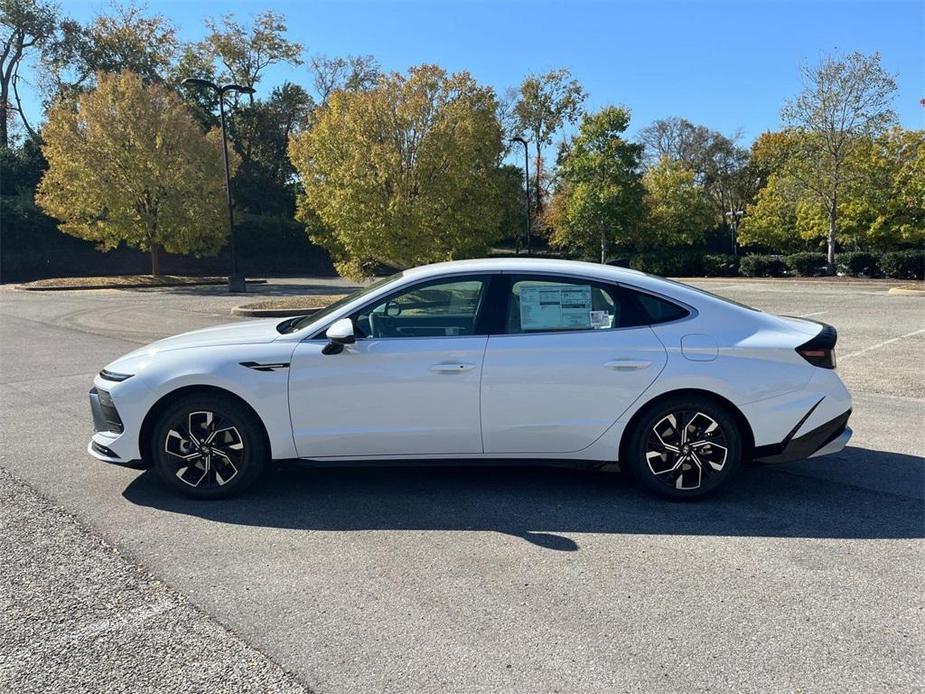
[1,277,923,693]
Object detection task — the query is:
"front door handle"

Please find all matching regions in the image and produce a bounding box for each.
[430,362,476,374]
[604,359,652,371]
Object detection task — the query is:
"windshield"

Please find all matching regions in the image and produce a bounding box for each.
[278,272,404,333]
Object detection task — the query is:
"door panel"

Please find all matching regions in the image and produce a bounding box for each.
[480,273,668,454]
[481,329,666,453]
[289,337,488,457]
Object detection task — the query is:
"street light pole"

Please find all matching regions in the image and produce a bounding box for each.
[511,137,531,256]
[725,209,744,256]
[181,78,255,293]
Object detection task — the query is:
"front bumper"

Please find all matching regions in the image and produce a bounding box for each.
[88,386,141,466]
[755,409,852,464]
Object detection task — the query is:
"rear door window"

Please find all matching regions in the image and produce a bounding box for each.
[505,277,621,333]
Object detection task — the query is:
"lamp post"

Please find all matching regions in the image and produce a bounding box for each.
[511,137,531,255]
[181,78,255,293]
[725,209,744,256]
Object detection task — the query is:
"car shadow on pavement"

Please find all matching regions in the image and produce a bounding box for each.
[122,445,924,551]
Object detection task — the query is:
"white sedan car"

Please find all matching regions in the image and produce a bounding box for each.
[89,258,852,500]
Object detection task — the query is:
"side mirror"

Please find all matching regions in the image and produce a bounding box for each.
[322,318,355,355]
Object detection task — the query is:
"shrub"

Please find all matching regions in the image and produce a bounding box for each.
[702,254,739,277]
[880,249,925,280]
[784,252,828,277]
[629,250,703,277]
[739,254,786,277]
[837,251,880,277]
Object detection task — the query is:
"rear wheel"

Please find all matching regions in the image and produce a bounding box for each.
[150,394,268,499]
[623,397,742,499]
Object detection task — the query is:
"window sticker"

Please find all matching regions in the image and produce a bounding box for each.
[519,284,592,331]
[590,310,610,328]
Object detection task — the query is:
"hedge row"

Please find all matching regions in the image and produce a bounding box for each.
[623,249,923,279]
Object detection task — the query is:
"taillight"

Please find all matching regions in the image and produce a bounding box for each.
[796,323,838,369]
[797,347,836,369]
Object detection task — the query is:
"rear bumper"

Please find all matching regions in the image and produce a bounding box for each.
[754,409,852,464]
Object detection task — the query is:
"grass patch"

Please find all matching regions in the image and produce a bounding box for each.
[17,275,237,291]
[237,295,348,311]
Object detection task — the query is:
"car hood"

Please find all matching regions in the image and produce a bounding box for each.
[120,318,283,358]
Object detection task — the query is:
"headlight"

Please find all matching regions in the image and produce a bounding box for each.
[99,369,134,382]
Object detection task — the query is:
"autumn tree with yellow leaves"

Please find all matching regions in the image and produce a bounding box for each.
[36,71,233,274]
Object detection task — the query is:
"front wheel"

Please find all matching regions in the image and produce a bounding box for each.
[150,394,268,499]
[623,397,742,500]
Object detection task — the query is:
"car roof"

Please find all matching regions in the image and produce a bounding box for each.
[403,257,647,282]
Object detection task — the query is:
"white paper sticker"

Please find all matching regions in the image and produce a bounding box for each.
[520,285,592,331]
[590,310,608,328]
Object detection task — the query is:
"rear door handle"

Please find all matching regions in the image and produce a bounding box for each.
[604,359,652,371]
[430,362,476,374]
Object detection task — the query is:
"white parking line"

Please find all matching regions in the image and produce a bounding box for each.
[840,327,925,360]
[798,311,828,317]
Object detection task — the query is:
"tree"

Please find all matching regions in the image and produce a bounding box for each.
[546,106,644,262]
[289,65,508,278]
[740,128,925,252]
[230,81,314,215]
[781,51,897,269]
[36,71,232,275]
[641,156,715,247]
[40,3,177,103]
[0,0,57,146]
[513,68,585,217]
[309,54,381,105]
[204,10,302,102]
[639,116,757,248]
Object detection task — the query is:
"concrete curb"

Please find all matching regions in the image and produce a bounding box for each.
[16,278,268,292]
[232,305,322,318]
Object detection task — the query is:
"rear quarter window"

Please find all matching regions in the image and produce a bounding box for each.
[630,292,691,325]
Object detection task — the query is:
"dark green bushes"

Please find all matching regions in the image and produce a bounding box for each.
[783,252,828,277]
[837,251,879,277]
[879,250,924,280]
[739,254,786,277]
[629,250,703,276]
[702,254,739,277]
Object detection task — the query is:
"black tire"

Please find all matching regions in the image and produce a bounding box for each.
[150,393,268,499]
[623,396,742,500]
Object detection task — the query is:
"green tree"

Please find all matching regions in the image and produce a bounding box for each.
[513,68,586,216]
[741,128,924,252]
[547,106,644,262]
[780,51,897,269]
[639,116,757,248]
[641,156,715,247]
[230,81,314,215]
[289,65,508,278]
[36,71,232,275]
[0,0,58,146]
[204,10,302,102]
[40,3,177,103]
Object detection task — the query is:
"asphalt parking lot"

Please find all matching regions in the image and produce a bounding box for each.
[0,276,923,693]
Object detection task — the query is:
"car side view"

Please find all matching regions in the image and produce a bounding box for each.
[88,258,852,500]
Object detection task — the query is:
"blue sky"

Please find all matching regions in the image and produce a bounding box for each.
[21,1,925,147]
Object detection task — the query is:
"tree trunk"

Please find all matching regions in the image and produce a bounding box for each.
[150,243,161,276]
[0,83,8,149]
[600,230,607,264]
[826,197,837,275]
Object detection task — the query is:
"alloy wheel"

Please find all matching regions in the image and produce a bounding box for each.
[645,410,729,491]
[164,410,244,488]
